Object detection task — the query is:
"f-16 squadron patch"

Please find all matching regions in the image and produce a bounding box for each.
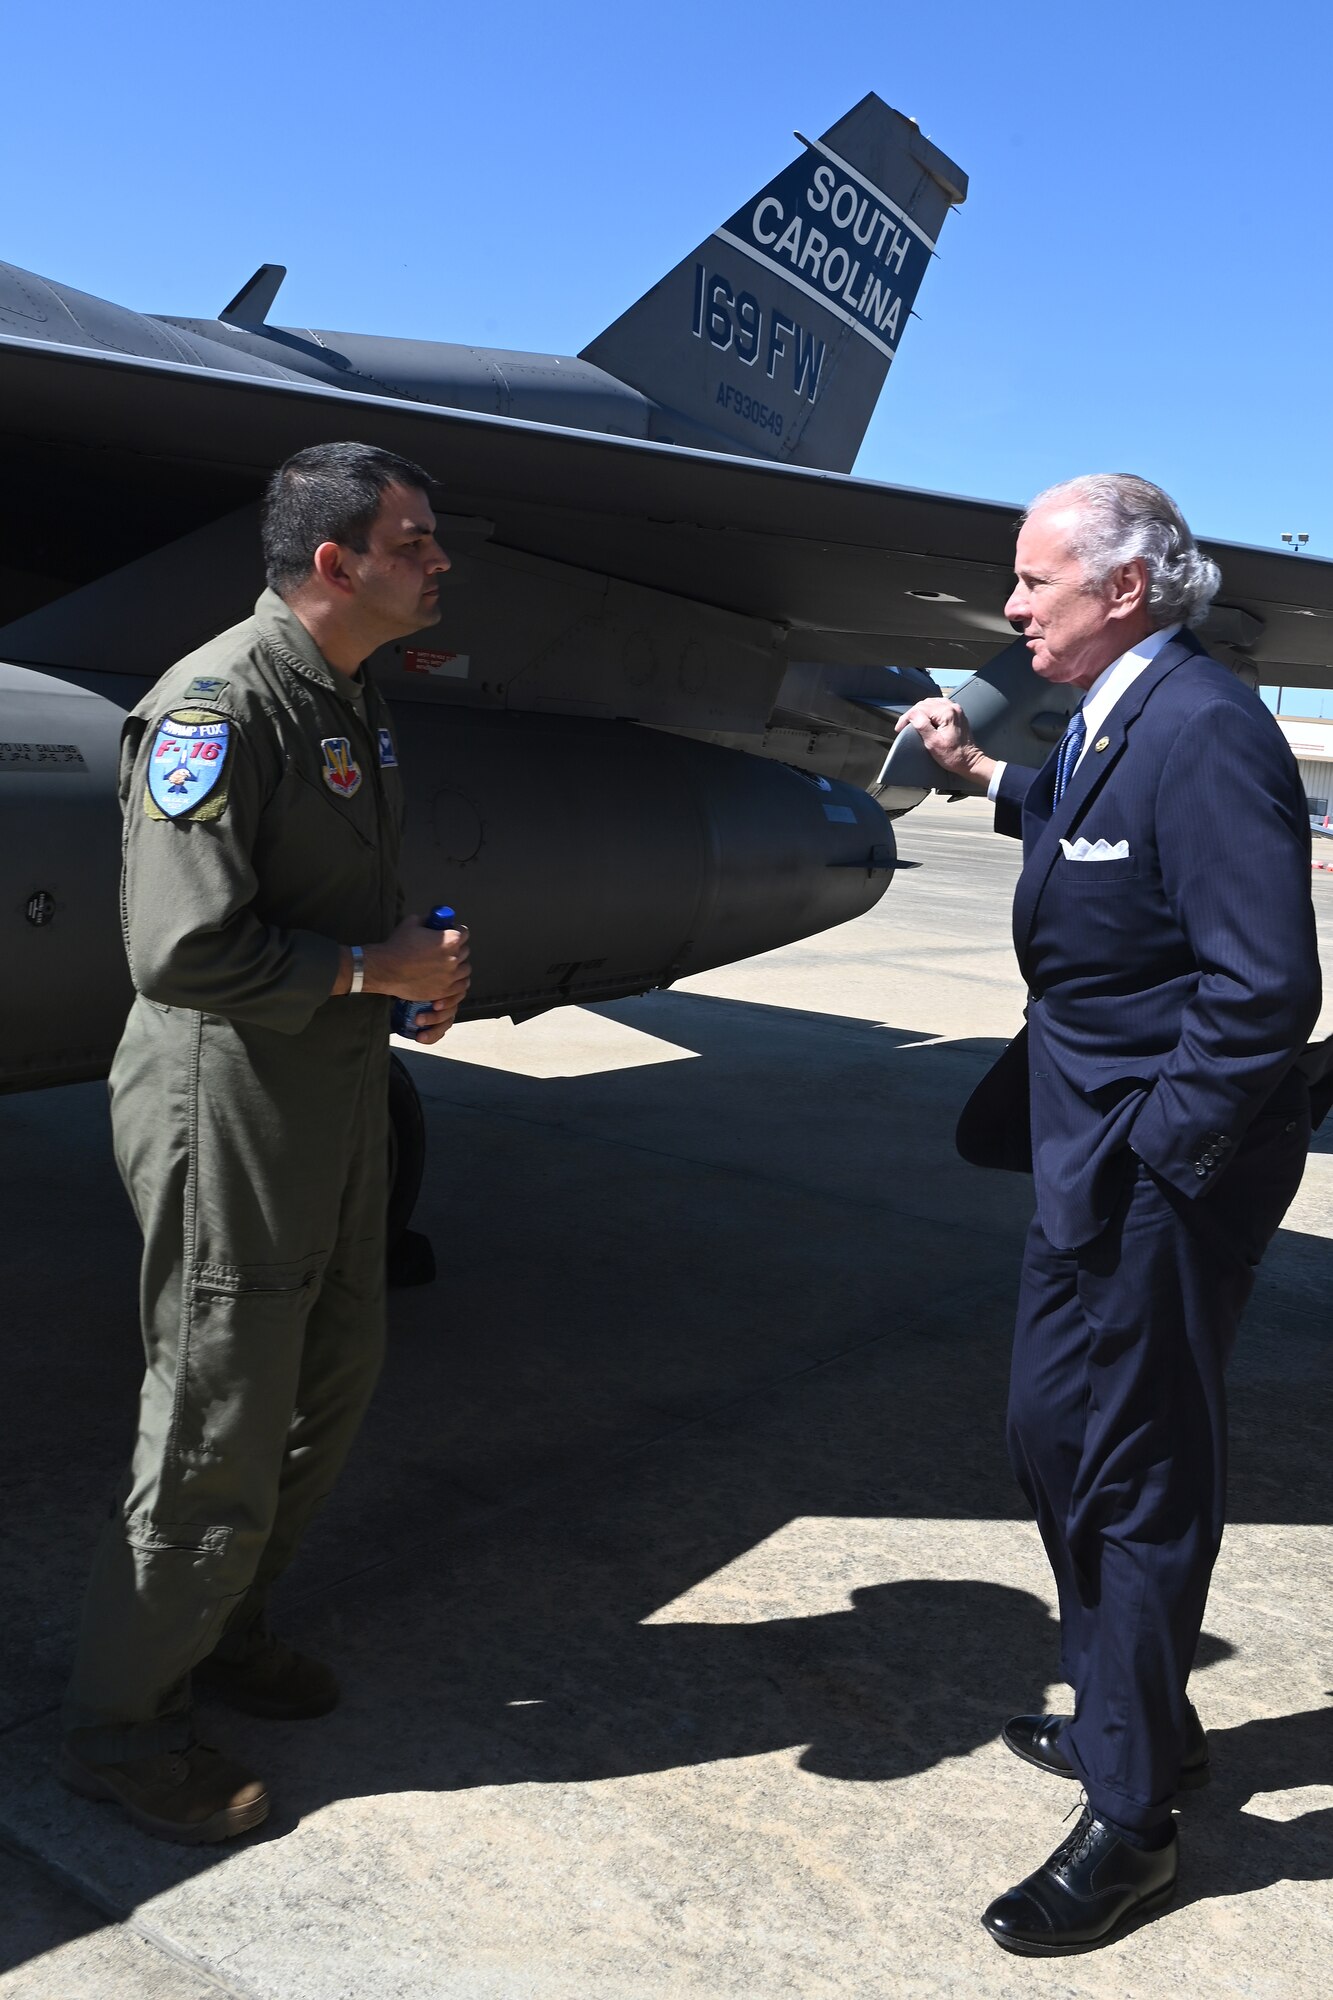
[320,737,363,797]
[144,710,232,821]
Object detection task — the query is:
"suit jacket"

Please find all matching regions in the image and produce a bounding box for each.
[958,629,1322,1251]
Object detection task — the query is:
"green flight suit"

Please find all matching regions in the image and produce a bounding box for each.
[64,590,405,1761]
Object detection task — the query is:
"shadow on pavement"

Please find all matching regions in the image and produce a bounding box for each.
[1,988,1331,1975]
[1174,1700,1333,1907]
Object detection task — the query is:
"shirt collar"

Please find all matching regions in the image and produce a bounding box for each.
[255,588,365,706]
[1078,623,1182,739]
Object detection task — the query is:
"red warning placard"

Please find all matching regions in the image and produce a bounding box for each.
[403,649,470,679]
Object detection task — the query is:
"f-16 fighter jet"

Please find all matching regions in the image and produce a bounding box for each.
[2,92,1331,1236]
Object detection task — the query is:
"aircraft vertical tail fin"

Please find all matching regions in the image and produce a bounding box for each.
[580,93,966,473]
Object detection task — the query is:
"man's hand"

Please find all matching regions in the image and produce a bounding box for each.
[409,999,464,1046]
[893,699,996,789]
[365,914,471,1003]
[335,915,472,1014]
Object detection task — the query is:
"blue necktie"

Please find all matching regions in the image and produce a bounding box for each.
[1053,707,1087,804]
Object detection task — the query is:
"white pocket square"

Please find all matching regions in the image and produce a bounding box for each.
[1060,837,1130,861]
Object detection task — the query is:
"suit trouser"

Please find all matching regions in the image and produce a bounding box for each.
[1007,1104,1308,1836]
[63,1000,389,1763]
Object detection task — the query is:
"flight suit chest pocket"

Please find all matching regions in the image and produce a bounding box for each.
[279,760,377,849]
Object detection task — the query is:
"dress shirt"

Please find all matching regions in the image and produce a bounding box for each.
[985,625,1183,801]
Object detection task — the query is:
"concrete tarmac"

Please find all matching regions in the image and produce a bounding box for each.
[1,795,1330,1998]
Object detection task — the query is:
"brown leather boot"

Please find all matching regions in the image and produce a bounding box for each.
[59,1741,269,1844]
[195,1634,339,1719]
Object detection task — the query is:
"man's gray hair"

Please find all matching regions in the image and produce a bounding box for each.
[1026,473,1221,627]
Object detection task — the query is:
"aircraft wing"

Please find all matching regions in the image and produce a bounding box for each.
[4,330,1332,687]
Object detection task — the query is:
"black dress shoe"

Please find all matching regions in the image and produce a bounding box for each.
[1003,1701,1209,1790]
[981,1806,1178,1956]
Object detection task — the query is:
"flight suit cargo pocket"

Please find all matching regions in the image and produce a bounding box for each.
[192,1259,323,1299]
[175,1260,323,1466]
[117,1511,252,1604]
[122,1511,234,1557]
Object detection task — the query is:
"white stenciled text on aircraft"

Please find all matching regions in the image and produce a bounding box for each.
[691,264,824,409]
[717,149,934,359]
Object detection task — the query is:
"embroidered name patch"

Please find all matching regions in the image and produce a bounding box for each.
[320,737,363,797]
[145,711,231,820]
[377,727,398,768]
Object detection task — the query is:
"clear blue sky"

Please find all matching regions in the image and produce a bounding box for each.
[4,0,1330,694]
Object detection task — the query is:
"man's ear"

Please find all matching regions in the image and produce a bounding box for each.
[1109,556,1149,619]
[312,540,355,595]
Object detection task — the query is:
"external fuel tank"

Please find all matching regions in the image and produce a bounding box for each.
[1,672,893,1090]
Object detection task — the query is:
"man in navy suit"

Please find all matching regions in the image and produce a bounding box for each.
[897,474,1321,1955]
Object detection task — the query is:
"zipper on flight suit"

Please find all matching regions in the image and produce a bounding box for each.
[348,687,397,934]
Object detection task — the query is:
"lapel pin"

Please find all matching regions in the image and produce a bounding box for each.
[1094,735,1110,752]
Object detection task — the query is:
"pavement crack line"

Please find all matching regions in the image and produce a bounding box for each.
[0,1828,265,2000]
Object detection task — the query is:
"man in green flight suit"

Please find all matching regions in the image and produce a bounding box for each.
[60,442,471,1843]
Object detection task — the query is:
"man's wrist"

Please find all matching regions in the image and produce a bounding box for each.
[934,745,995,791]
[333,943,372,998]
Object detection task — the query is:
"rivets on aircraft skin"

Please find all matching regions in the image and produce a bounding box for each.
[1094,736,1110,752]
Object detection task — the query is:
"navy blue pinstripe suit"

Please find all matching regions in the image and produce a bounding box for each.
[962,628,1321,1836]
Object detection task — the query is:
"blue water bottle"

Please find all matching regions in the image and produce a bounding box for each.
[391,904,461,1039]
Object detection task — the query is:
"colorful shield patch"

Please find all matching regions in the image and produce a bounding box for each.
[377,727,398,768]
[320,737,363,798]
[146,712,231,819]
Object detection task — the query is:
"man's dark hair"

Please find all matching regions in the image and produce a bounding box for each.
[262,442,435,595]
